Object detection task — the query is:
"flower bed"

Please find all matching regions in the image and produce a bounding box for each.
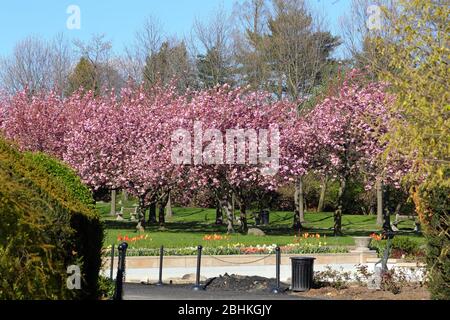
[103,242,348,257]
[369,235,425,261]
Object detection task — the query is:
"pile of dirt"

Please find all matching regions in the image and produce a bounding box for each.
[204,273,288,292]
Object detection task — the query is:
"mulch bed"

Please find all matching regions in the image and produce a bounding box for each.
[204,274,430,300]
[294,284,430,300]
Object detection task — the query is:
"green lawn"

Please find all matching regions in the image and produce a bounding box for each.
[99,202,425,249]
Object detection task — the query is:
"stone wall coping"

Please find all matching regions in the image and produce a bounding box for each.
[104,251,380,269]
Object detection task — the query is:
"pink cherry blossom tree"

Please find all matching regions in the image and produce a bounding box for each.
[1,90,70,158]
[0,70,409,237]
[171,85,298,233]
[305,69,406,235]
[120,83,184,227]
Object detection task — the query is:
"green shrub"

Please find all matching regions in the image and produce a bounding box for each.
[370,236,421,258]
[0,139,103,299]
[97,275,115,300]
[392,237,418,254]
[24,152,95,208]
[0,172,74,299]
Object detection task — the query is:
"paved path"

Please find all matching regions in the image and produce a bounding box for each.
[123,283,316,300]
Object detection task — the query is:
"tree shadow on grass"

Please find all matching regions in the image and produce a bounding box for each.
[268,212,294,224]
[103,217,423,240]
[104,219,228,234]
[171,208,209,220]
[103,220,138,229]
[306,215,334,223]
[342,216,374,228]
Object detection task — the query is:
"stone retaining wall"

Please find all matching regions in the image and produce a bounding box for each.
[104,251,379,270]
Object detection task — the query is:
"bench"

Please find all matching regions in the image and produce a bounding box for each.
[392,214,420,232]
[116,206,138,221]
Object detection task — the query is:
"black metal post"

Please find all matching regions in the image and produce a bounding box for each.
[271,246,282,294]
[156,245,164,286]
[193,245,204,291]
[113,242,128,300]
[110,243,115,281]
[382,238,390,272]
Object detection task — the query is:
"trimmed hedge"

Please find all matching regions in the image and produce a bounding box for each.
[24,152,95,208]
[369,236,421,258]
[0,139,103,299]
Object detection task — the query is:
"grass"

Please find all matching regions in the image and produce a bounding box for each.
[99,201,425,249]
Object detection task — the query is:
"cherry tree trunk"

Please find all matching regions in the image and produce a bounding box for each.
[292,209,302,231]
[294,176,305,223]
[334,178,346,236]
[215,200,223,225]
[231,192,236,222]
[317,176,327,212]
[239,202,248,234]
[148,201,157,224]
[165,191,173,218]
[376,178,383,226]
[136,195,146,231]
[158,193,169,226]
[110,189,116,216]
[226,197,234,234]
[158,203,165,226]
[221,192,234,234]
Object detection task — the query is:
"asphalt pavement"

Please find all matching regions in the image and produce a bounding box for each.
[123,283,316,300]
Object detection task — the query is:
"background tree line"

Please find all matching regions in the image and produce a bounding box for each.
[0,0,340,97]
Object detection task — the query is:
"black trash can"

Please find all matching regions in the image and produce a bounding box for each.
[290,257,315,292]
[260,210,269,225]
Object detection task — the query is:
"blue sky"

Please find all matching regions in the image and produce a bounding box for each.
[0,0,352,57]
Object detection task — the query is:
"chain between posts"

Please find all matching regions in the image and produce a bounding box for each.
[204,253,274,265]
[139,245,282,294]
[160,248,274,265]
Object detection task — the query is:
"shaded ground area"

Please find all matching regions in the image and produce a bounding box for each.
[123,282,311,300]
[123,274,430,300]
[293,284,430,300]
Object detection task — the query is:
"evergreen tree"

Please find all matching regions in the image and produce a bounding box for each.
[196,46,233,88]
[65,57,99,96]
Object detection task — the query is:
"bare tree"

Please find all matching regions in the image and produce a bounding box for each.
[74,34,112,67]
[0,34,73,96]
[50,34,74,96]
[339,0,396,67]
[190,5,235,88]
[120,16,164,83]
[73,34,123,93]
